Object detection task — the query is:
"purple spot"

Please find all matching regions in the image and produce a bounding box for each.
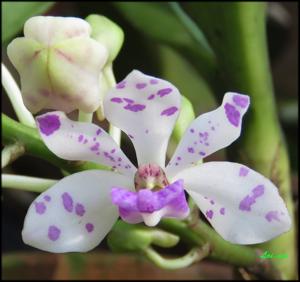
[136,83,147,89]
[161,106,178,116]
[85,223,94,233]
[48,225,61,241]
[265,211,280,222]
[37,115,61,136]
[35,202,46,214]
[175,162,179,166]
[211,126,215,131]
[190,128,195,133]
[75,203,86,216]
[187,147,194,153]
[224,103,240,127]
[220,207,225,215]
[111,97,123,103]
[145,129,149,134]
[111,149,116,154]
[96,152,100,155]
[93,137,96,141]
[90,142,100,151]
[44,195,51,202]
[199,151,206,156]
[206,210,214,219]
[96,129,102,135]
[118,157,122,162]
[239,185,264,211]
[150,79,158,84]
[239,166,249,177]
[208,120,211,124]
[177,156,182,161]
[210,200,215,205]
[84,139,88,144]
[233,94,249,108]
[62,192,73,212]
[116,81,126,89]
[123,98,134,103]
[157,88,172,97]
[124,104,146,112]
[204,142,209,146]
[147,94,155,100]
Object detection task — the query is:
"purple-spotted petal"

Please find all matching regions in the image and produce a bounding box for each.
[174,162,291,244]
[111,180,190,226]
[36,111,136,177]
[166,92,250,178]
[104,70,181,167]
[22,170,134,253]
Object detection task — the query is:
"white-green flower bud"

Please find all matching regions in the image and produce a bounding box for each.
[7,16,108,114]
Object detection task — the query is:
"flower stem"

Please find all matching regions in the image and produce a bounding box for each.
[103,64,121,146]
[2,114,111,174]
[1,63,35,128]
[143,244,210,270]
[2,174,58,192]
[78,111,93,123]
[2,143,25,168]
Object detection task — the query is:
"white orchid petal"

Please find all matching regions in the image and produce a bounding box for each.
[22,170,134,252]
[104,70,181,167]
[166,92,250,177]
[36,111,136,177]
[174,162,291,244]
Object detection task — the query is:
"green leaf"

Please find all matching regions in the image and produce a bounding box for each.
[2,1,55,44]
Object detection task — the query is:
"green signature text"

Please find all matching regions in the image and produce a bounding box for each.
[260,250,288,259]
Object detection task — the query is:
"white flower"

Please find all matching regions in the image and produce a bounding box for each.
[22,70,291,253]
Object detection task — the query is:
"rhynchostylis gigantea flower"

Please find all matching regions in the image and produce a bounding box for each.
[23,70,291,252]
[7,16,108,114]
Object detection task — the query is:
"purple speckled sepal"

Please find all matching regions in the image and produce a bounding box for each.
[111,180,190,226]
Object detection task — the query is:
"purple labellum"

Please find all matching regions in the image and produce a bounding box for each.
[110,97,123,103]
[85,223,94,233]
[157,88,172,97]
[75,203,86,217]
[48,225,61,241]
[35,202,46,214]
[136,83,147,89]
[233,94,249,108]
[161,106,178,116]
[62,192,73,212]
[116,81,126,89]
[239,166,249,176]
[265,211,280,222]
[206,210,214,219]
[224,103,240,127]
[124,104,146,112]
[37,114,61,136]
[150,79,159,84]
[220,207,225,215]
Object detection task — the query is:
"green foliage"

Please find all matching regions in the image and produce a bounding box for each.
[2,1,54,44]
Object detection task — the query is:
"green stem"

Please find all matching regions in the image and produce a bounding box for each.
[2,143,25,168]
[103,64,121,146]
[184,3,296,279]
[2,174,58,192]
[1,63,36,128]
[144,245,209,270]
[2,114,111,174]
[78,111,93,123]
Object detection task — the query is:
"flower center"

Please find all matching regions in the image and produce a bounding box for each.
[134,164,169,191]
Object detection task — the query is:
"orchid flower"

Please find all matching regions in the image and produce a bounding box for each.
[22,70,291,253]
[7,16,108,114]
